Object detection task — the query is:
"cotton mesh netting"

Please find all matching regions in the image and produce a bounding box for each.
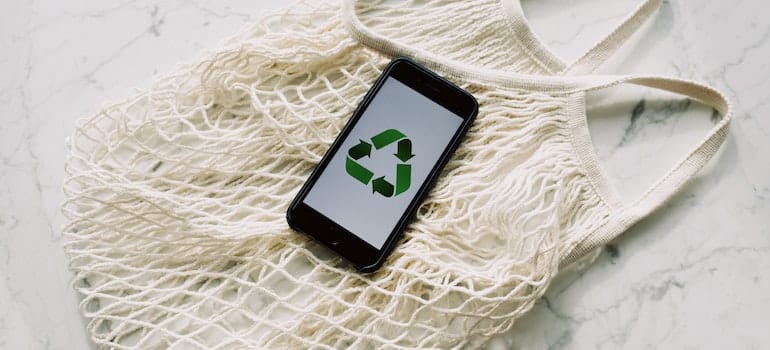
[62,0,613,348]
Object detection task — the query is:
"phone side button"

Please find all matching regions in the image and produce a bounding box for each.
[326,226,342,246]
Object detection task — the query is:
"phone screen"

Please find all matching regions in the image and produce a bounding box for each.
[303,76,464,249]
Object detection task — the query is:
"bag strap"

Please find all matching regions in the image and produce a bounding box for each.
[563,0,663,75]
[562,75,732,265]
[500,0,662,75]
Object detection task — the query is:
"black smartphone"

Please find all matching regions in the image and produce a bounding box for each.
[286,57,478,272]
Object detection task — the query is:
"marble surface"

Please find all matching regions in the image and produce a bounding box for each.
[1,0,768,348]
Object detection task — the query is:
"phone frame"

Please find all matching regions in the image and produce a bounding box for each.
[286,57,478,272]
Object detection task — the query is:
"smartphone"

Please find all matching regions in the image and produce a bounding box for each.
[286,58,478,272]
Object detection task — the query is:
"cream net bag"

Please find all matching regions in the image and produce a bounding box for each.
[62,0,731,348]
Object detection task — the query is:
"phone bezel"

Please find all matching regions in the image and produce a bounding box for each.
[286,57,478,272]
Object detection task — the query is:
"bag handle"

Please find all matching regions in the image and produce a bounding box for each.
[562,0,663,75]
[500,0,662,75]
[562,75,732,264]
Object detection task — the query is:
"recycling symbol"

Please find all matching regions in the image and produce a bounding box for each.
[345,129,414,197]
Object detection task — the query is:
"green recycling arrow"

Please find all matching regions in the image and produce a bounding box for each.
[395,163,411,195]
[371,129,406,149]
[346,157,374,184]
[348,139,371,160]
[394,139,414,162]
[344,128,414,198]
[372,176,394,197]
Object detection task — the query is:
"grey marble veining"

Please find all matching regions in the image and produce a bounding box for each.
[1,0,769,348]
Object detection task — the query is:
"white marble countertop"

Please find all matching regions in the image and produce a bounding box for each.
[1,0,768,348]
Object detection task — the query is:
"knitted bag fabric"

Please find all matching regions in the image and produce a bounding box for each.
[62,0,730,348]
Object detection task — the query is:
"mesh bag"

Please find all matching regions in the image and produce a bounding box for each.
[62,0,730,348]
